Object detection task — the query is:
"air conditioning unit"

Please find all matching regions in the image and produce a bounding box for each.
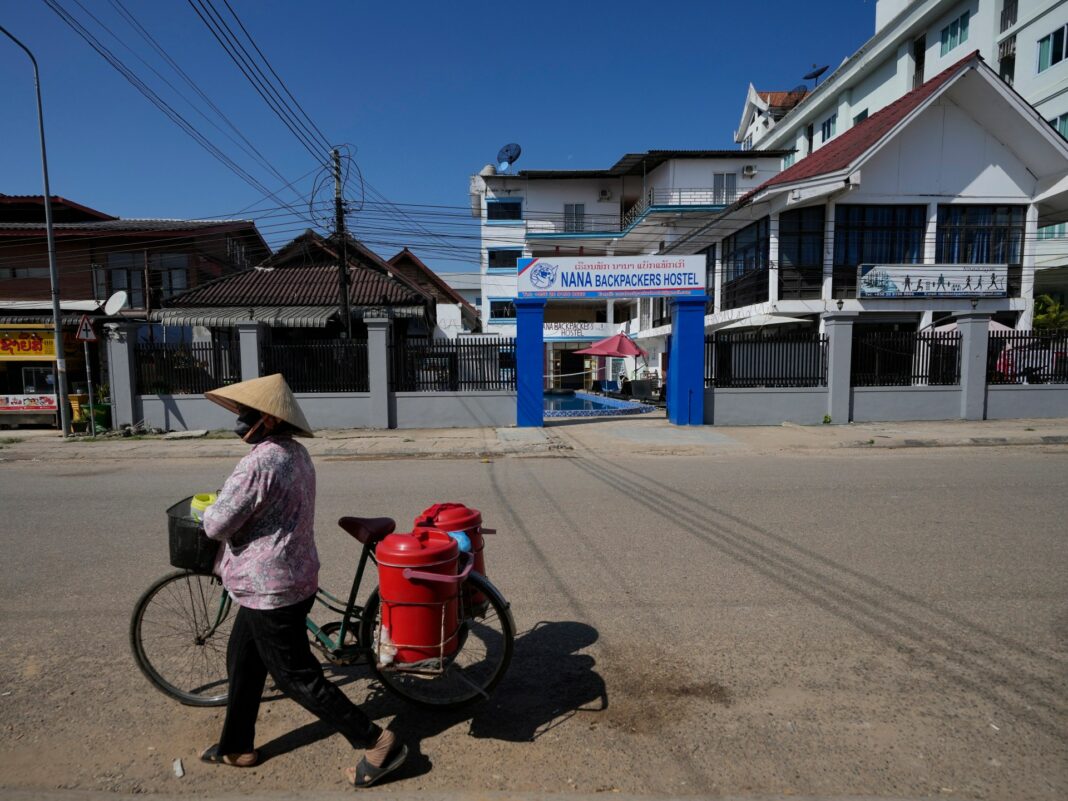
[742,164,758,178]
[598,189,612,201]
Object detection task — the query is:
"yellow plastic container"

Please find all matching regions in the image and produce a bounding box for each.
[190,493,218,522]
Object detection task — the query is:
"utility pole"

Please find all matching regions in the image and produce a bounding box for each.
[333,148,353,339]
[1,25,71,436]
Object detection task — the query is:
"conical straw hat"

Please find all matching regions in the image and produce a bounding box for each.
[205,373,314,437]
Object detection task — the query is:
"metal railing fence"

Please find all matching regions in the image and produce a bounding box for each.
[705,332,827,388]
[261,340,369,392]
[987,330,1068,384]
[391,338,516,392]
[851,330,962,387]
[135,341,240,395]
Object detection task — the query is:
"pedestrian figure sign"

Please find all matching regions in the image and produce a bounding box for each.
[75,315,97,342]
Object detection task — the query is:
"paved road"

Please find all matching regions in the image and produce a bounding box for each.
[1,444,1066,799]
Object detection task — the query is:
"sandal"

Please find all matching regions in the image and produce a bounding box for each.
[346,742,409,788]
[200,744,260,768]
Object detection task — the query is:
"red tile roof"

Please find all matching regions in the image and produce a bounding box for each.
[758,90,807,109]
[388,248,479,318]
[756,51,981,194]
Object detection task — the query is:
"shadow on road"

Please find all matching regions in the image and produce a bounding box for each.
[255,619,606,780]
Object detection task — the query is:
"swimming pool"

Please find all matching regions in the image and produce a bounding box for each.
[543,391,656,418]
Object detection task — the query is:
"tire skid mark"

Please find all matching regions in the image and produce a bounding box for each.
[552,436,1068,744]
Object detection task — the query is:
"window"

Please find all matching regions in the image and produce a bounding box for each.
[563,203,585,232]
[940,11,970,56]
[782,152,795,169]
[1052,113,1068,139]
[721,217,770,309]
[488,299,516,322]
[936,205,1025,265]
[1038,24,1068,72]
[912,35,926,89]
[821,113,837,143]
[486,198,522,222]
[805,123,815,155]
[151,253,189,300]
[713,172,737,203]
[779,206,825,299]
[0,266,49,279]
[487,248,522,271]
[853,109,869,125]
[742,134,753,151]
[106,252,145,308]
[833,205,926,297]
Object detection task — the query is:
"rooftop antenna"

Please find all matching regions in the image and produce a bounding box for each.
[803,64,829,89]
[496,142,522,174]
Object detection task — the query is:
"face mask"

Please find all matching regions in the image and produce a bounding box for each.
[234,407,268,444]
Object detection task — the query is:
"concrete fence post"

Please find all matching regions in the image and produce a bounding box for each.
[236,322,262,382]
[957,312,991,421]
[365,317,392,429]
[104,321,139,428]
[823,313,856,424]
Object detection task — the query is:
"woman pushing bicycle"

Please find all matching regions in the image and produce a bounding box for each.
[197,373,408,789]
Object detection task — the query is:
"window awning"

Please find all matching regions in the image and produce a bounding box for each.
[151,305,425,328]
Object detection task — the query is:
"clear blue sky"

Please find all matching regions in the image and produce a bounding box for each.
[1,0,876,271]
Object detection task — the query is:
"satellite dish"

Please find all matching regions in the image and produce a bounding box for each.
[103,290,128,316]
[496,142,522,173]
[803,64,829,85]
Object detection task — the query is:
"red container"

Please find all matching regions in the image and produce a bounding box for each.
[375,529,460,664]
[413,503,489,580]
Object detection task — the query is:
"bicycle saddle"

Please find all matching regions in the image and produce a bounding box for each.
[337,516,395,545]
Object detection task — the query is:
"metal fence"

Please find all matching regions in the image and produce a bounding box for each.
[261,340,369,392]
[391,338,516,392]
[851,330,962,387]
[135,341,240,395]
[705,332,827,388]
[987,330,1068,384]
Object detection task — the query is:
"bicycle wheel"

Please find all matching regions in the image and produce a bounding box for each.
[360,572,514,709]
[130,570,233,707]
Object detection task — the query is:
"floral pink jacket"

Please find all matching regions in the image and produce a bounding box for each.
[203,435,319,610]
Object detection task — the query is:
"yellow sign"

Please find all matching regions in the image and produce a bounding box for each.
[0,327,56,361]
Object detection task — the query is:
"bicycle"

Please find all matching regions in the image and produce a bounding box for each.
[130,513,515,710]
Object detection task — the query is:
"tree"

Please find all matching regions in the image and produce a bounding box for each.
[1032,294,1068,330]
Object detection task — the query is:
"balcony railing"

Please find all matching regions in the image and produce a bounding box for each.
[526,187,739,237]
[721,268,770,311]
[1000,0,1017,33]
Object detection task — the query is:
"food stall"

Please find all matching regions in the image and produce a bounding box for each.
[0,325,59,427]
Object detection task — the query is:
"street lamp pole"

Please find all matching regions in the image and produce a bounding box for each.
[0,25,71,436]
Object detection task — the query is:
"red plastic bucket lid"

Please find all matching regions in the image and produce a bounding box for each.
[415,502,482,531]
[376,529,458,567]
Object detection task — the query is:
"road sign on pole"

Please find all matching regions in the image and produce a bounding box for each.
[75,314,97,343]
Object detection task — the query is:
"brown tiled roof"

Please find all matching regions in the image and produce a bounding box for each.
[758,90,807,109]
[165,230,428,309]
[388,249,478,316]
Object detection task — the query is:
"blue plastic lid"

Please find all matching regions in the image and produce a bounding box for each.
[447,531,472,552]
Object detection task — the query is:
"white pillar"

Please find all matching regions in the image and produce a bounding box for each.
[606,300,615,326]
[768,211,780,304]
[822,200,835,300]
[1020,204,1038,328]
[924,202,938,265]
[713,246,724,314]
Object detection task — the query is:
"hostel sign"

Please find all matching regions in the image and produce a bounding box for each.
[518,256,706,299]
[858,264,1009,298]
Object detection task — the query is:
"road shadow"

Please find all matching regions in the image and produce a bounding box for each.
[255,619,606,781]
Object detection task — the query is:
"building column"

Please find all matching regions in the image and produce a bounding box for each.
[768,211,780,304]
[924,202,938,265]
[823,312,856,424]
[606,299,615,326]
[515,298,546,427]
[1020,203,1039,328]
[365,317,392,429]
[236,322,262,381]
[667,297,706,426]
[713,248,724,313]
[822,200,836,300]
[104,321,139,428]
[958,312,991,421]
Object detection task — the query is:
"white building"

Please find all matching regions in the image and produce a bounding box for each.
[441,272,482,310]
[469,150,787,385]
[674,53,1068,335]
[736,0,1068,296]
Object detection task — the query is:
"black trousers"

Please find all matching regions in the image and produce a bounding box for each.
[217,595,380,754]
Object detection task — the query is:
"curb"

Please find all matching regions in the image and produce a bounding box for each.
[841,434,1068,449]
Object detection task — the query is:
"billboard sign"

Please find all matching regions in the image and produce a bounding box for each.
[0,326,56,361]
[857,264,1009,298]
[518,256,706,299]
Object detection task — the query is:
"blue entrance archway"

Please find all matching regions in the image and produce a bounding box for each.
[514,256,707,427]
